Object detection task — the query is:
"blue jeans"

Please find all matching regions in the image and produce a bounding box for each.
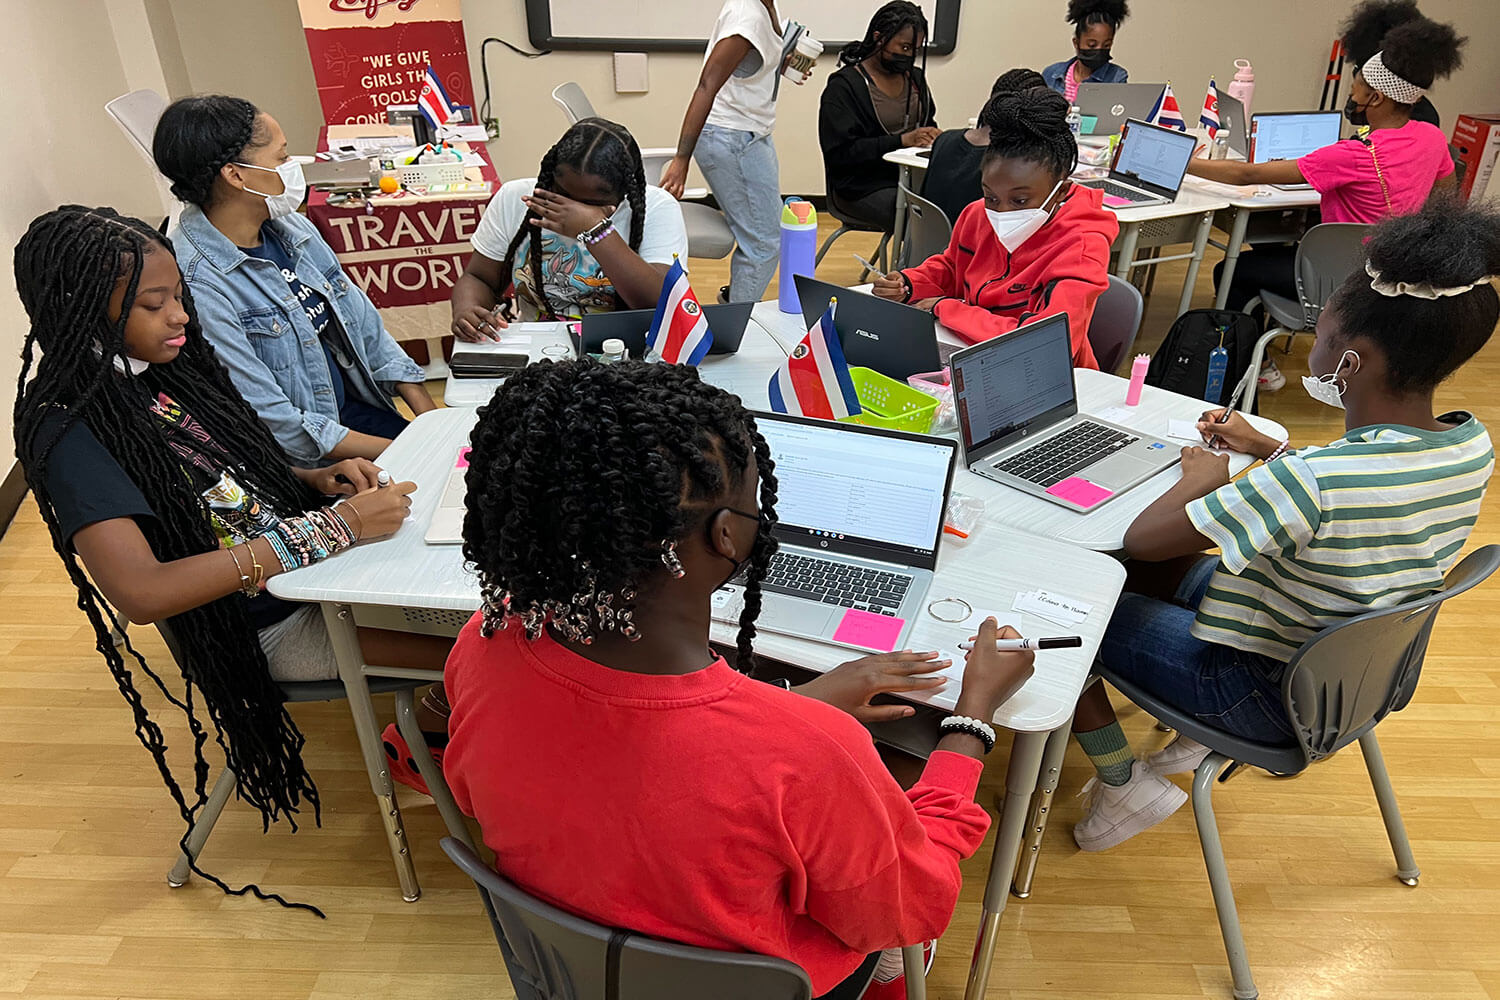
[1101,557,1296,745]
[695,125,781,303]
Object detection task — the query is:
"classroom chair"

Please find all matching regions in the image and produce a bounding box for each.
[551,82,598,124]
[1085,276,1145,375]
[1011,544,1500,1000]
[1237,222,1370,413]
[895,182,952,270]
[443,837,932,1000]
[104,88,179,232]
[816,188,893,281]
[635,146,735,260]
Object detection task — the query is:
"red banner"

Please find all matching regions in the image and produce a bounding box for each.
[298,0,475,126]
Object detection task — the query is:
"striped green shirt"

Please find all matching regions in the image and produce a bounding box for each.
[1186,413,1493,661]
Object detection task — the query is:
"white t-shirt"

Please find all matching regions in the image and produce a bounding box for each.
[703,0,789,136]
[470,179,689,320]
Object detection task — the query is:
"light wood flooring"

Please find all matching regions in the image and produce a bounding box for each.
[3,221,1499,999]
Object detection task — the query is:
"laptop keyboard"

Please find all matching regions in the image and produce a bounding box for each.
[761,552,912,616]
[993,420,1139,488]
[1101,180,1149,201]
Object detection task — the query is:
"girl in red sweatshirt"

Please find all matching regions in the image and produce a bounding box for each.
[875,86,1118,369]
[442,361,1035,999]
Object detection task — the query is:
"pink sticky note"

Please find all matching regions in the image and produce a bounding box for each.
[832,608,905,652]
[1103,195,1133,208]
[455,447,472,468]
[1046,476,1115,508]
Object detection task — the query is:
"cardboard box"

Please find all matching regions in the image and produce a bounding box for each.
[1450,114,1500,200]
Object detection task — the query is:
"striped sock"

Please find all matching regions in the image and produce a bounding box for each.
[1076,722,1135,787]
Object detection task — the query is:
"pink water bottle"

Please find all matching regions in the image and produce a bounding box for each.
[1125,354,1149,406]
[1227,59,1255,118]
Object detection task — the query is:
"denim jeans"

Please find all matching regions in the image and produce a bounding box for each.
[695,125,782,303]
[1100,557,1297,744]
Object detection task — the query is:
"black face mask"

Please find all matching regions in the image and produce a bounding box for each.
[1075,46,1112,71]
[1343,95,1371,128]
[709,507,769,590]
[880,53,915,75]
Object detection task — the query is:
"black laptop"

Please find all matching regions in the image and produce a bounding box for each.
[572,303,753,359]
[793,275,952,381]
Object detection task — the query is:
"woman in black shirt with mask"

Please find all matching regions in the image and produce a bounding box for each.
[818,1,939,229]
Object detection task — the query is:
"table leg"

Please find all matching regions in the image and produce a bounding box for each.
[962,730,1049,1000]
[1214,207,1252,311]
[1177,212,1216,317]
[1011,718,1072,899]
[320,602,422,902]
[891,165,911,270]
[1113,222,1142,281]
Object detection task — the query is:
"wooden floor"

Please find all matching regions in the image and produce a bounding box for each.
[4,222,1500,999]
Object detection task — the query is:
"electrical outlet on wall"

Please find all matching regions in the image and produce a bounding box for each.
[484,117,500,140]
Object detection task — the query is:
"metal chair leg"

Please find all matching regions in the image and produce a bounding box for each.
[166,766,237,887]
[1359,731,1420,886]
[901,943,927,1000]
[1192,752,1258,1000]
[815,225,850,266]
[394,687,477,853]
[1011,719,1072,898]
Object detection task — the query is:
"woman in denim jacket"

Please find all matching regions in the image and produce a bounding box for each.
[154,95,435,465]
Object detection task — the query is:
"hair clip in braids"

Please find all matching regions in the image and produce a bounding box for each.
[661,540,686,579]
[479,583,511,638]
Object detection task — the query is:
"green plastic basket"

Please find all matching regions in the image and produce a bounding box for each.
[839,367,940,434]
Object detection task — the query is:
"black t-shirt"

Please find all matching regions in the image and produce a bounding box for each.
[243,225,348,411]
[922,129,987,226]
[35,409,301,632]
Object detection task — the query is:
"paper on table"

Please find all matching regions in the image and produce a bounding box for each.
[1013,589,1092,626]
[1092,405,1137,427]
[1168,418,1204,442]
[440,124,492,143]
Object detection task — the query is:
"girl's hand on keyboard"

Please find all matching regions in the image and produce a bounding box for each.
[794,651,951,723]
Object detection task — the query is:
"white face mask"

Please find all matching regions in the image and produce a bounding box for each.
[985,179,1064,253]
[1301,349,1360,409]
[235,161,307,219]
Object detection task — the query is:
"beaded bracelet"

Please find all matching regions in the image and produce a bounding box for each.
[578,219,615,247]
[264,530,297,573]
[1264,439,1292,464]
[938,714,998,754]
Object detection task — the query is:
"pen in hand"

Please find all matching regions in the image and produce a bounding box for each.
[958,635,1083,652]
[851,253,889,280]
[1206,377,1249,449]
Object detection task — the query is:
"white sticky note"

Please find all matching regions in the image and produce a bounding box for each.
[1168,418,1204,442]
[1018,590,1091,626]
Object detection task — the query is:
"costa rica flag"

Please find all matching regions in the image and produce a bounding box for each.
[767,301,862,420]
[1200,80,1221,138]
[1148,82,1187,131]
[645,258,713,365]
[417,65,458,128]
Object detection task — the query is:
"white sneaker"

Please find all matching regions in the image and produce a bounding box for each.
[1146,735,1212,776]
[1072,760,1188,852]
[1258,358,1286,392]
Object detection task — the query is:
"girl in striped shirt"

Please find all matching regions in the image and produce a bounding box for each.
[1070,198,1498,851]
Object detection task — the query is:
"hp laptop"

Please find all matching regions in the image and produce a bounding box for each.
[950,313,1179,512]
[1249,111,1343,190]
[794,275,955,381]
[1076,83,1167,135]
[711,412,957,653]
[1077,118,1198,208]
[424,447,470,545]
[1215,91,1248,159]
[573,302,753,358]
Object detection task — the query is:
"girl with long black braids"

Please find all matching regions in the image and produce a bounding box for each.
[450,117,687,339]
[818,1,939,229]
[1042,0,1130,101]
[442,360,1036,999]
[12,207,416,911]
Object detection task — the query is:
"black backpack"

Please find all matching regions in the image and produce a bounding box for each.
[1145,309,1261,410]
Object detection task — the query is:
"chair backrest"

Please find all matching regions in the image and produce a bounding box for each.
[441,838,813,1000]
[1085,275,1144,375]
[1280,545,1500,766]
[1292,222,1371,328]
[551,82,597,125]
[897,183,953,268]
[105,88,168,163]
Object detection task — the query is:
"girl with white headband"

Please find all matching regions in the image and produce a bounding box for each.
[1188,14,1464,392]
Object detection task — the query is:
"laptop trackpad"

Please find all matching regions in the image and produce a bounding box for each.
[1088,451,1161,485]
[760,594,839,637]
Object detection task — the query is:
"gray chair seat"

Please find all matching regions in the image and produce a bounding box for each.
[681,201,735,260]
[1257,289,1305,333]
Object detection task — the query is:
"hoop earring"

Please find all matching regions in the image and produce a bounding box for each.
[661,540,685,579]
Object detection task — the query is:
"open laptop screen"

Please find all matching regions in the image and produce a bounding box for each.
[1113,119,1196,192]
[755,413,955,569]
[1250,112,1342,163]
[951,314,1076,459]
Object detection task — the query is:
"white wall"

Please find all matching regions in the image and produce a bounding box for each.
[1,1,177,483]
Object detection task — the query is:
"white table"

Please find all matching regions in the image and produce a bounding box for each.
[273,403,1125,1000]
[1181,175,1322,309]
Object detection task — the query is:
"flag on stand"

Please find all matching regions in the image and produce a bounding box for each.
[417,66,459,128]
[1199,80,1221,139]
[767,301,862,420]
[645,258,714,365]
[1147,82,1187,131]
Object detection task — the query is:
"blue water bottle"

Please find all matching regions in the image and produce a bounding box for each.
[778,198,818,314]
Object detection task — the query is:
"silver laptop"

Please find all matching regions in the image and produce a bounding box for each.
[1077,118,1197,208]
[1076,83,1166,135]
[1250,111,1343,190]
[712,413,957,653]
[951,314,1179,512]
[423,446,469,544]
[1215,91,1248,158]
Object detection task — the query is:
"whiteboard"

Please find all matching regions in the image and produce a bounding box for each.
[525,0,961,56]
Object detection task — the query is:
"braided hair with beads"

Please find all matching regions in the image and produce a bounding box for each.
[151,95,264,209]
[461,360,779,672]
[497,117,649,320]
[13,206,330,914]
[980,86,1079,180]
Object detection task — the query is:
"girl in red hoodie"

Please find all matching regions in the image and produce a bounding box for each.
[874,86,1118,369]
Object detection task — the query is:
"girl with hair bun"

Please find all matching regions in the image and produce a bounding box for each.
[1339,0,1441,126]
[1065,196,1497,850]
[873,87,1118,368]
[1043,0,1131,101]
